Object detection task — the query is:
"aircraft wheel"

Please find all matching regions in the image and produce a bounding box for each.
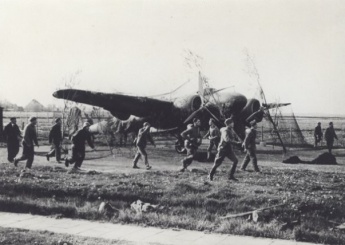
[175,140,186,154]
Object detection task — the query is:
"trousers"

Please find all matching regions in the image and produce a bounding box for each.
[241,148,259,171]
[47,143,61,161]
[209,148,238,178]
[7,141,19,162]
[67,145,85,168]
[16,142,34,169]
[133,145,149,166]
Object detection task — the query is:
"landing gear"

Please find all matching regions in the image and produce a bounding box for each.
[175,137,186,154]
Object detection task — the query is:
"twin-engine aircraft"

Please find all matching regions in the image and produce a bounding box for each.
[53,73,290,152]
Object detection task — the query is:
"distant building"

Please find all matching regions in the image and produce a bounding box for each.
[25,99,45,112]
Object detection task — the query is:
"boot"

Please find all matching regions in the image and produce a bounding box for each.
[241,159,249,171]
[179,160,187,172]
[207,152,211,161]
[228,175,238,181]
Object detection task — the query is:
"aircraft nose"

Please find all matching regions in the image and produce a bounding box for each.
[52,91,59,98]
[52,90,64,99]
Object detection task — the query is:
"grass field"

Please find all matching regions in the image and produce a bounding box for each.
[0,142,345,244]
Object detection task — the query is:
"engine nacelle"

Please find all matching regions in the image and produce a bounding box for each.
[173,95,202,115]
[240,99,262,123]
[110,110,131,120]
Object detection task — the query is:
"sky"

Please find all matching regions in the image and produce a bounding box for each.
[0,0,345,115]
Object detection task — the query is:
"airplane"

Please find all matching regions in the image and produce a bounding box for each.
[53,72,290,153]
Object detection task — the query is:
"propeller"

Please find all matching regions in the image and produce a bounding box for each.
[184,72,225,124]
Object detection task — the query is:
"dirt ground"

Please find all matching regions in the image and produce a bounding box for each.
[1,140,344,175]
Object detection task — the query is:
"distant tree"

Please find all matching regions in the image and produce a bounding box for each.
[46,104,61,112]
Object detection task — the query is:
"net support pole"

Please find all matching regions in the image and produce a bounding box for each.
[261,125,264,142]
[290,126,292,145]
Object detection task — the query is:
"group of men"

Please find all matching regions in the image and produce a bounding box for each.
[3,117,39,169]
[314,121,338,153]
[178,117,259,181]
[2,116,341,177]
[128,116,259,181]
[3,117,95,172]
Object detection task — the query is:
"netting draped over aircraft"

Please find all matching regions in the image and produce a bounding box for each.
[64,107,82,138]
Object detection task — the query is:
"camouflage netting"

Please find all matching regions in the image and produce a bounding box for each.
[64,107,82,138]
[260,106,311,147]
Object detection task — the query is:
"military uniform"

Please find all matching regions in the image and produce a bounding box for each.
[46,122,63,162]
[204,124,220,160]
[209,127,239,180]
[14,122,39,169]
[65,127,94,169]
[133,125,155,169]
[314,124,322,147]
[324,125,338,154]
[3,121,21,162]
[241,127,259,172]
[180,124,201,171]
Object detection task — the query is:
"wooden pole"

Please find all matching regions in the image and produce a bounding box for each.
[290,126,292,145]
[261,125,264,142]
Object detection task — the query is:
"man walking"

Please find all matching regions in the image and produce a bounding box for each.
[132,122,155,170]
[240,120,260,172]
[314,122,323,147]
[3,117,22,163]
[14,117,39,170]
[46,118,63,163]
[324,122,338,154]
[203,118,220,161]
[179,118,202,172]
[208,117,241,181]
[65,122,95,171]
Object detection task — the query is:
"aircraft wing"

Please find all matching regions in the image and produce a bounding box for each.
[53,89,173,120]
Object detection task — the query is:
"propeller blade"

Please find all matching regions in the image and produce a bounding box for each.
[245,109,264,124]
[183,107,204,124]
[262,103,291,110]
[203,106,224,126]
[198,71,204,99]
[205,86,234,96]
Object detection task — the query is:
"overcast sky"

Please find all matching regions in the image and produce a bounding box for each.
[1,0,345,115]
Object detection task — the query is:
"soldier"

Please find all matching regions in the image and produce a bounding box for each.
[208,117,241,181]
[203,118,220,161]
[133,122,155,170]
[3,117,22,163]
[14,117,39,170]
[324,122,338,154]
[314,122,323,147]
[46,118,63,163]
[65,122,96,171]
[179,118,202,172]
[240,120,260,172]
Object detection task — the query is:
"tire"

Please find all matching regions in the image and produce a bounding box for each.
[175,140,186,154]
